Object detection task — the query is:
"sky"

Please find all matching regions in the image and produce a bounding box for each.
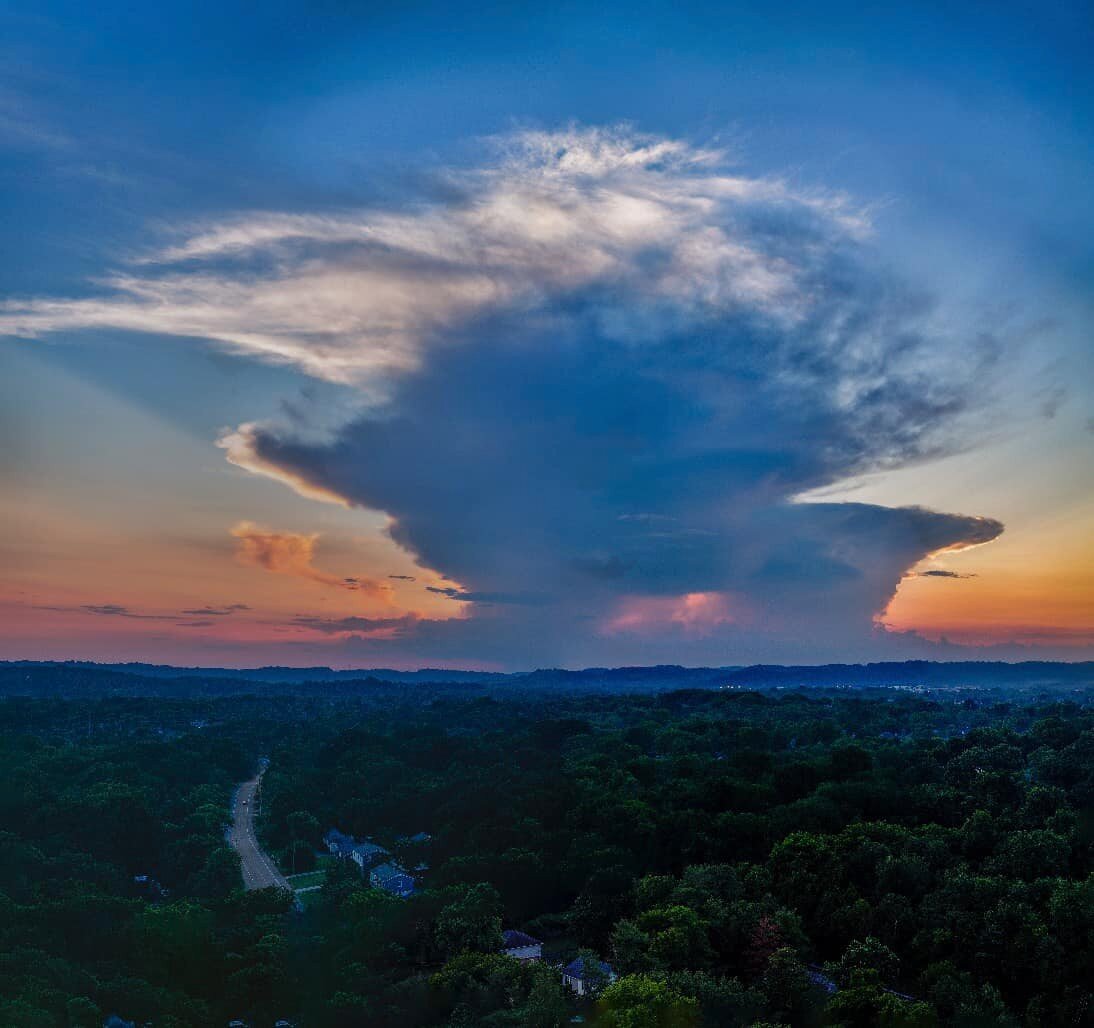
[0,0,1091,670]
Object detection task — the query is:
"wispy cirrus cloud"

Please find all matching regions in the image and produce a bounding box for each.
[0,126,868,387]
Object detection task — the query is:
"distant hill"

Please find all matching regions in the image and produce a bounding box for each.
[0,658,1090,699]
[1,660,511,685]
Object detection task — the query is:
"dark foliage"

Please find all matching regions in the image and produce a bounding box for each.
[1,675,1092,1025]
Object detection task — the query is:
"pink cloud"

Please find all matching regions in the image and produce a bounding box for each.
[602,591,745,638]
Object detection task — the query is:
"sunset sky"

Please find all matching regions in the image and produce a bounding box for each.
[1,1,1091,669]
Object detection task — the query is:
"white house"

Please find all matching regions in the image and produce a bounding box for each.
[501,929,542,961]
[561,957,616,997]
[350,840,390,871]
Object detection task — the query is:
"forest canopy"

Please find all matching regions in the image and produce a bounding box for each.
[0,675,1092,1026]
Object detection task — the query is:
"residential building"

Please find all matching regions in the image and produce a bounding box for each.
[325,828,391,870]
[369,861,416,897]
[350,840,390,871]
[323,828,356,858]
[561,957,616,997]
[501,929,542,961]
[807,966,839,995]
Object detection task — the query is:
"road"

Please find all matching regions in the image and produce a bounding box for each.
[229,770,292,892]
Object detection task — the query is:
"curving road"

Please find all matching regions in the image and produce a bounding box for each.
[229,770,292,892]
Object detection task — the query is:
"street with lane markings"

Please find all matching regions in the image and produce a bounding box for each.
[229,769,292,892]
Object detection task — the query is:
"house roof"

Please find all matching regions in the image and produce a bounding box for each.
[563,957,613,980]
[370,861,411,882]
[352,841,389,858]
[807,969,838,994]
[502,929,541,949]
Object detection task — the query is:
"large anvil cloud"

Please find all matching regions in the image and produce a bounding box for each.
[0,127,1003,664]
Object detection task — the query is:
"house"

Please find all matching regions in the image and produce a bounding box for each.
[324,828,357,858]
[396,830,433,847]
[807,966,838,995]
[501,929,542,962]
[369,861,416,897]
[561,957,616,996]
[350,840,390,871]
[324,829,390,867]
[133,874,167,900]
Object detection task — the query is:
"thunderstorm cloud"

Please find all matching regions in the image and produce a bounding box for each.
[1,127,1006,664]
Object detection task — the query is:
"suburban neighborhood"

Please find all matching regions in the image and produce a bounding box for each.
[222,803,619,1020]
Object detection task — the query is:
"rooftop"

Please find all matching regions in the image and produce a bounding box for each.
[502,929,541,948]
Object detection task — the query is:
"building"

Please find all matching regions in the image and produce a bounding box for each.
[501,929,542,961]
[325,828,391,869]
[350,840,390,871]
[561,957,616,996]
[396,830,433,849]
[807,966,839,995]
[103,1017,135,1028]
[369,861,416,897]
[133,874,167,900]
[323,828,357,858]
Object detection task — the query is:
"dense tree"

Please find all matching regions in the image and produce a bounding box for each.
[2,679,1093,1024]
[598,974,700,1027]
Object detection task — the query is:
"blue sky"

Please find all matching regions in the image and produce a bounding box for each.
[1,1,1090,668]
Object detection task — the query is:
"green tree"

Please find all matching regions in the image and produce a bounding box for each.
[436,883,505,957]
[598,974,700,1028]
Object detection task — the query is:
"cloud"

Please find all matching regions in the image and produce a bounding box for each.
[2,127,1012,665]
[389,574,416,581]
[289,614,418,637]
[914,569,977,579]
[34,601,248,624]
[426,586,551,605]
[603,591,744,637]
[230,521,395,602]
[80,604,177,621]
[0,125,870,387]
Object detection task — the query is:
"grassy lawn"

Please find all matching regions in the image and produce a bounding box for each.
[286,870,327,889]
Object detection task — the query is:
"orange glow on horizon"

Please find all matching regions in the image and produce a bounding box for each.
[881,555,1093,649]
